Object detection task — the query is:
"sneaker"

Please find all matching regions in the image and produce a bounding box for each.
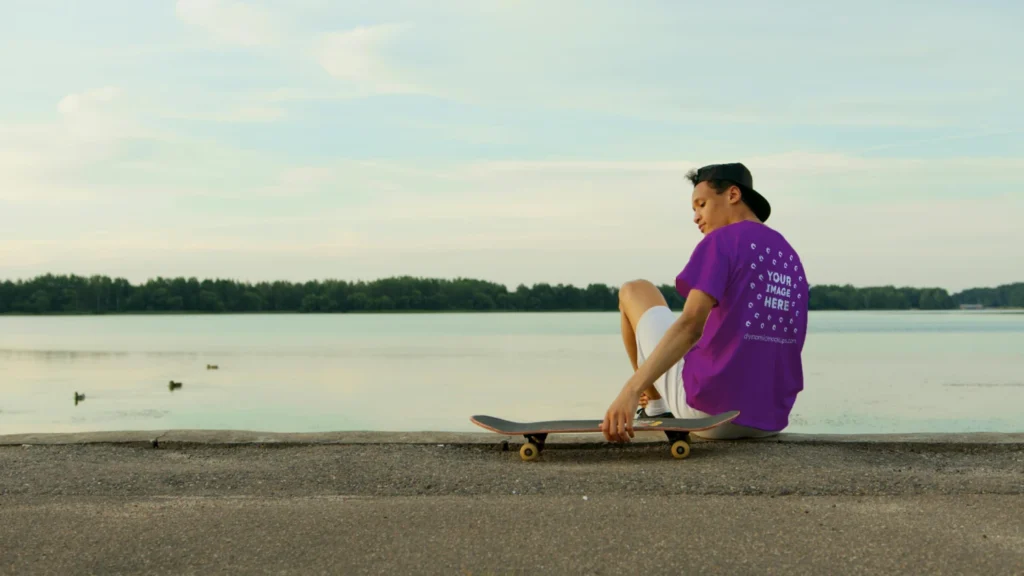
[636,406,673,419]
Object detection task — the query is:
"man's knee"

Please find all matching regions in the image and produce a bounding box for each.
[618,280,668,323]
[618,279,658,307]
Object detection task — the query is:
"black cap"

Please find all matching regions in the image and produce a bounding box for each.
[693,162,771,223]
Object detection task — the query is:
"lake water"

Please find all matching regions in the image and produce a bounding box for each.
[1,311,1022,435]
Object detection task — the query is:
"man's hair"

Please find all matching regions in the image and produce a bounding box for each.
[685,168,741,196]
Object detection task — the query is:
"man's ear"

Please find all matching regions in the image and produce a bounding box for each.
[729,186,744,205]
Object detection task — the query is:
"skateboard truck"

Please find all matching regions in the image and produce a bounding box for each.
[520,431,690,461]
[520,433,548,461]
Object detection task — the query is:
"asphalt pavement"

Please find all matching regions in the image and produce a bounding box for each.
[1,434,1022,574]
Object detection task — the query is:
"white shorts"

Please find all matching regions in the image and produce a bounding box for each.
[634,306,779,440]
[634,306,708,420]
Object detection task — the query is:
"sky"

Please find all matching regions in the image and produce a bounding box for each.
[1,0,1023,292]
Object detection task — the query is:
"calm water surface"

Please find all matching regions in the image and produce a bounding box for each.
[1,311,1022,435]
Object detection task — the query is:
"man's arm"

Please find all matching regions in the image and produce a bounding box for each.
[628,288,715,395]
[601,289,717,442]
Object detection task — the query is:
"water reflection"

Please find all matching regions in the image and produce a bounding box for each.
[0,348,495,360]
[0,311,1021,435]
[943,382,1024,388]
[0,349,201,360]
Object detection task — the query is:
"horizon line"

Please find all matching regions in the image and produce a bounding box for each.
[2,273,1021,295]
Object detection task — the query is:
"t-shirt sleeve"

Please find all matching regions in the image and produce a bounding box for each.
[675,233,730,304]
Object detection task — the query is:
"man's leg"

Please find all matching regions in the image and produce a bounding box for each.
[621,309,655,410]
[618,280,670,403]
[621,308,641,372]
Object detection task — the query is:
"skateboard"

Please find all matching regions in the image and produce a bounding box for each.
[470,410,740,461]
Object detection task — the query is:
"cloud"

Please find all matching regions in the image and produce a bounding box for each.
[283,2,1018,129]
[313,24,426,95]
[397,119,515,146]
[0,231,366,275]
[50,87,148,155]
[315,153,1024,290]
[226,106,285,123]
[158,94,288,124]
[0,87,234,204]
[4,81,1023,291]
[469,161,691,174]
[277,166,334,187]
[175,0,277,46]
[773,194,1023,291]
[1,87,140,202]
[56,87,120,116]
[175,105,287,124]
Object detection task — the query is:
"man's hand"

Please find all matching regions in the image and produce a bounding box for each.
[600,384,641,443]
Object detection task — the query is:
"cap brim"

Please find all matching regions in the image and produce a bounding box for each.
[742,187,771,222]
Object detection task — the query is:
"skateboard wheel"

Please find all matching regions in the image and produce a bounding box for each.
[671,440,690,459]
[520,442,540,461]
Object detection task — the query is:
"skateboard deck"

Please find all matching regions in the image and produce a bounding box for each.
[471,410,739,461]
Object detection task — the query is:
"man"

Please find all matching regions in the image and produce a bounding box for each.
[600,163,808,443]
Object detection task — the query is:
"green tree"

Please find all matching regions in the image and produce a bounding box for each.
[29,290,51,314]
[471,291,496,310]
[1007,285,1024,308]
[300,294,323,313]
[346,293,370,311]
[240,292,264,312]
[199,290,224,312]
[1,274,1020,314]
[584,283,616,311]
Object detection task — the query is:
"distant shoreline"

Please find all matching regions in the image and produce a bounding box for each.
[3,275,1022,315]
[1,308,1022,317]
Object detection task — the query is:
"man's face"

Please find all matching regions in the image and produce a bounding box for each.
[691,181,739,235]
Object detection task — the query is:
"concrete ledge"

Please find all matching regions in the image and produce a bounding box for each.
[771,432,1024,444]
[1,429,1022,446]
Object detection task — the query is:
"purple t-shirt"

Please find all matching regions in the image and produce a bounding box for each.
[675,220,808,431]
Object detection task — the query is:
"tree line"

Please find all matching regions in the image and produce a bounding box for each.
[0,274,1021,314]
